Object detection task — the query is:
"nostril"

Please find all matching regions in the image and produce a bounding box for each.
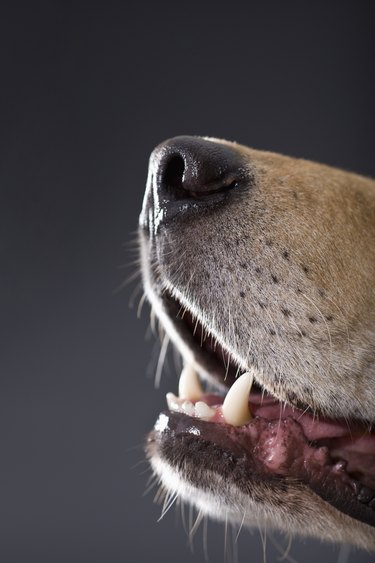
[163,154,185,191]
[142,136,250,232]
[152,135,249,208]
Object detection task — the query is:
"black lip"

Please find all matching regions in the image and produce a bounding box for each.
[148,411,375,528]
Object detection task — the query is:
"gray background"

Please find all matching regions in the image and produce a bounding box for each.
[1,1,374,562]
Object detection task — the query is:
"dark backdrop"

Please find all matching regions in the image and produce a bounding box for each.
[1,2,374,562]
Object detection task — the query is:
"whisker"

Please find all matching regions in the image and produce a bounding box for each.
[113,268,142,293]
[154,333,170,389]
[189,509,204,541]
[231,524,238,563]
[129,458,149,471]
[117,258,142,269]
[258,524,267,563]
[154,484,166,504]
[224,512,228,562]
[188,504,195,553]
[268,533,299,563]
[150,307,157,336]
[128,281,143,308]
[158,491,178,521]
[203,515,209,561]
[143,475,160,497]
[235,510,246,542]
[337,543,351,563]
[137,292,147,318]
[181,500,189,536]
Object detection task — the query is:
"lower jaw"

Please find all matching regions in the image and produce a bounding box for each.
[148,394,375,529]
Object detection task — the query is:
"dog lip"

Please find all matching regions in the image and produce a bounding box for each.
[149,410,375,528]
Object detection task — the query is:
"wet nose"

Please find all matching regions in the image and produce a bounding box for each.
[141,136,247,230]
[140,136,249,233]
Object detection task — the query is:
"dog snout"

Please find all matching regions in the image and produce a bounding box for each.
[141,136,248,231]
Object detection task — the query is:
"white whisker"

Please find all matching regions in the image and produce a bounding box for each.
[154,332,169,388]
[189,509,204,541]
[158,491,178,521]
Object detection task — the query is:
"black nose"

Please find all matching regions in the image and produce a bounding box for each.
[141,136,247,230]
[154,135,246,197]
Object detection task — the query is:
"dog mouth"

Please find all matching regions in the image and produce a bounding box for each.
[148,289,375,528]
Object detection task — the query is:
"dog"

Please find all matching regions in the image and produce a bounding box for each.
[138,136,375,550]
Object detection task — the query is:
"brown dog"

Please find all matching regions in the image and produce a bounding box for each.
[139,136,375,549]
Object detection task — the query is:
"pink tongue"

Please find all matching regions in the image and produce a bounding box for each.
[203,392,375,463]
[250,400,375,488]
[203,393,351,441]
[252,402,350,441]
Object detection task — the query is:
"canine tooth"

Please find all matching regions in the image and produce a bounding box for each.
[178,365,203,401]
[222,371,253,426]
[195,401,215,420]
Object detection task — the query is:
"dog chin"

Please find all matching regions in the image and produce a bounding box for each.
[147,442,375,549]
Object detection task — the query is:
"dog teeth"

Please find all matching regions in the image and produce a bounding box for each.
[169,366,252,426]
[222,371,253,426]
[182,401,195,416]
[178,365,203,401]
[166,393,214,420]
[166,392,180,411]
[195,401,215,420]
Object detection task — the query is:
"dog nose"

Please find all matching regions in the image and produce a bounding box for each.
[153,136,245,200]
[140,136,250,234]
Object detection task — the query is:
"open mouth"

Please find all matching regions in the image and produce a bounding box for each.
[149,289,375,528]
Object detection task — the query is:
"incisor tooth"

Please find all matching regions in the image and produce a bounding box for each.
[178,365,203,401]
[166,392,180,412]
[222,371,253,426]
[182,401,195,416]
[195,401,215,420]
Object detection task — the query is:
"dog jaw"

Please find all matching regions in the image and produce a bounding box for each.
[147,442,375,550]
